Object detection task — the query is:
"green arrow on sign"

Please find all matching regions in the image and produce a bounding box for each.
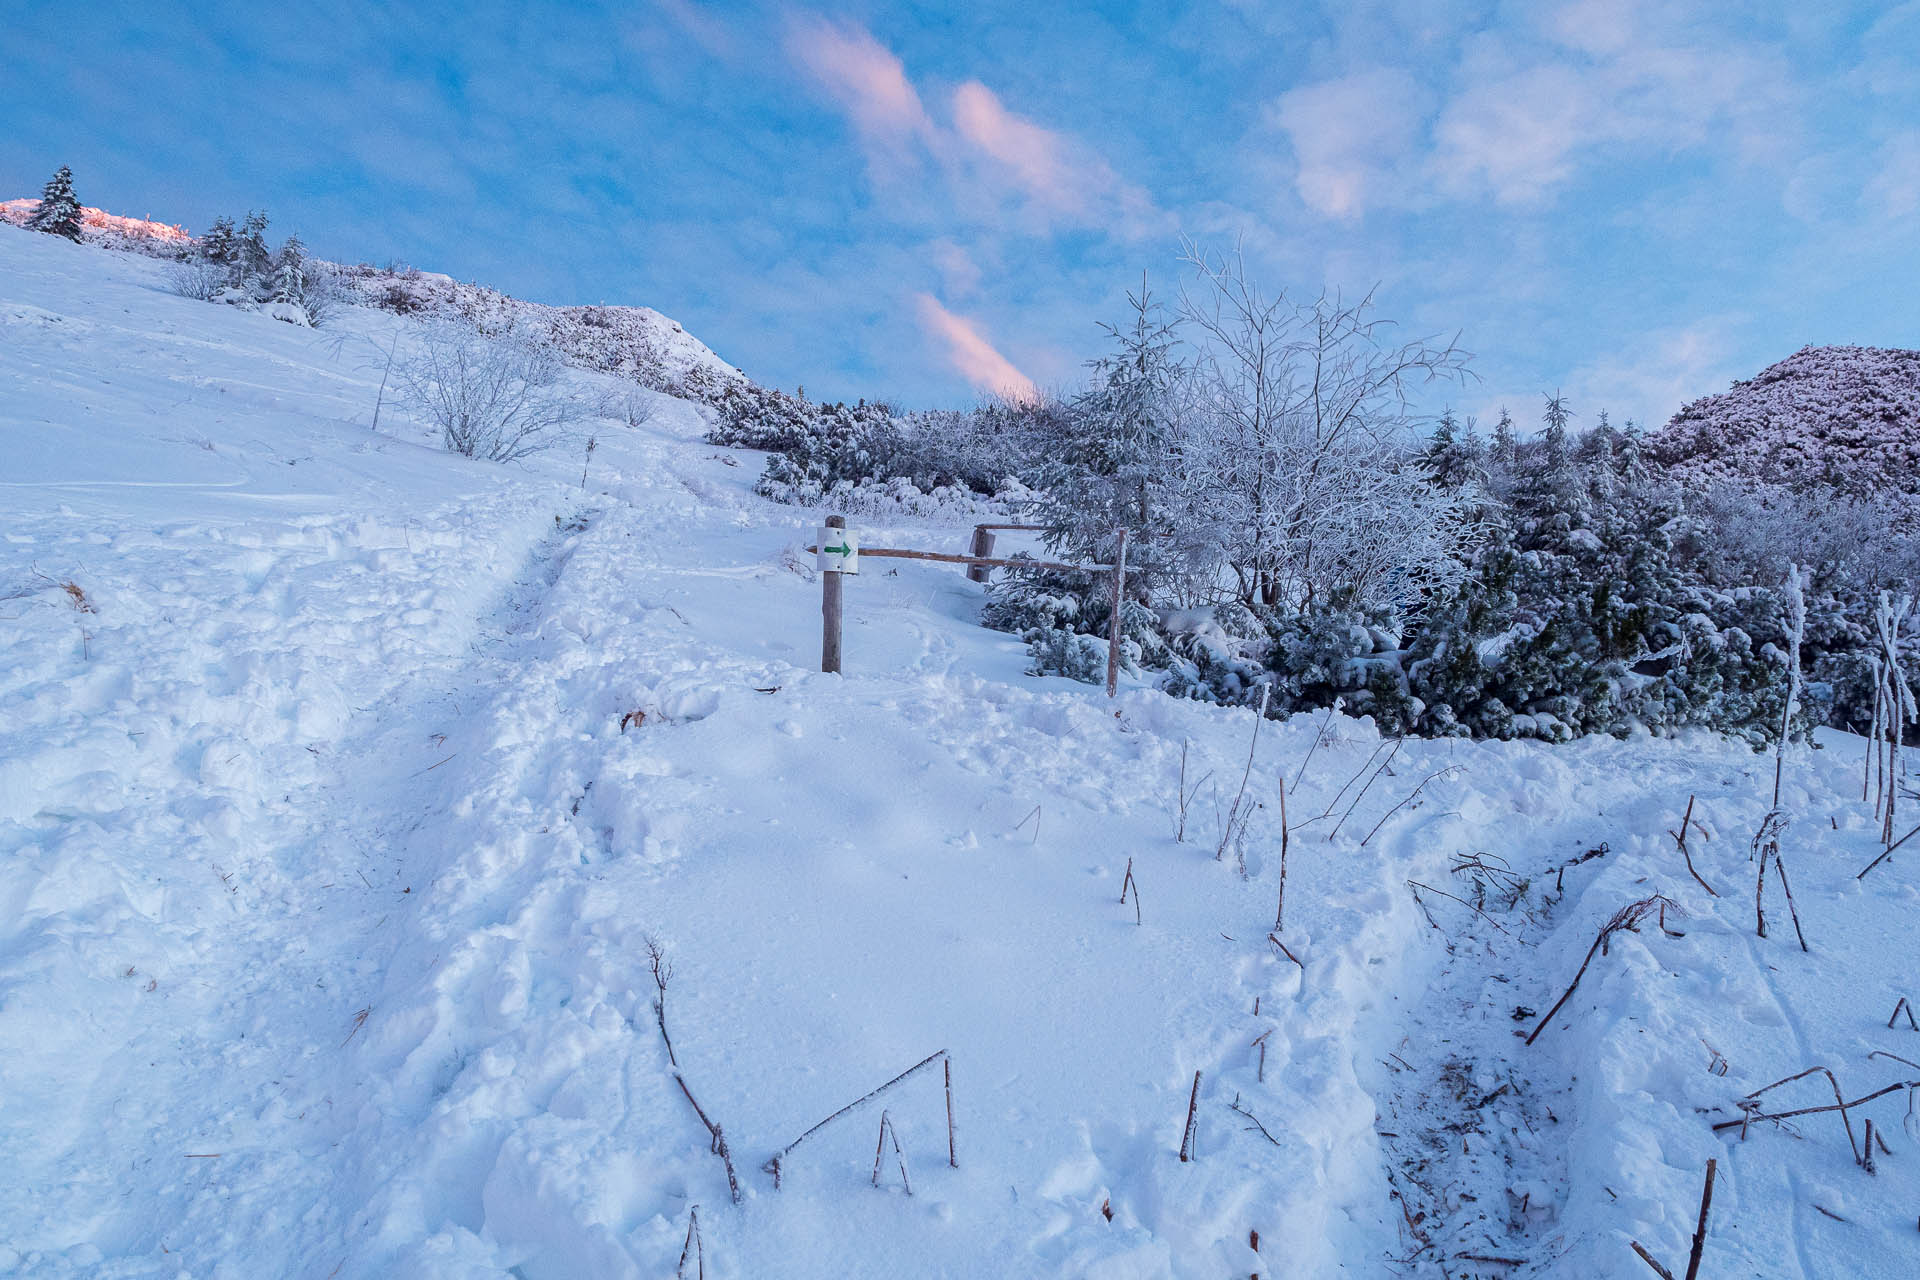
[823,541,853,558]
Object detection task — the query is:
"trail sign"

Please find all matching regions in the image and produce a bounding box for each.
[817,527,859,574]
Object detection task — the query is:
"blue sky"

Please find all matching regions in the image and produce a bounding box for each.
[6,0,1918,429]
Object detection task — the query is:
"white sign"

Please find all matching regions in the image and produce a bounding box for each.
[817,527,859,574]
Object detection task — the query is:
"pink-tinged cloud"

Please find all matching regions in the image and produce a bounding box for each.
[950,81,1084,213]
[787,16,931,149]
[914,293,1037,401]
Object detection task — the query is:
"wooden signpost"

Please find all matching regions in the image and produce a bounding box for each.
[814,516,1130,696]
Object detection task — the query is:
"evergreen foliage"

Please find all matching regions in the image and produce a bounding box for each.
[25,165,84,241]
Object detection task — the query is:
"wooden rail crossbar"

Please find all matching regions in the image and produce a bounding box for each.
[807,544,1106,576]
[811,515,1132,695]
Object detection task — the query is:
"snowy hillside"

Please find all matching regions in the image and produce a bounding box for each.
[5,225,1920,1279]
[1,194,745,394]
[1649,345,1920,501]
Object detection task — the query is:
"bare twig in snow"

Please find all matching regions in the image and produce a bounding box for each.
[1218,686,1272,861]
[1179,1070,1202,1162]
[676,1205,704,1280]
[871,1111,912,1194]
[1527,897,1676,1046]
[1229,1094,1282,1146]
[1360,764,1456,847]
[1671,795,1719,897]
[764,1049,955,1188]
[1328,739,1402,841]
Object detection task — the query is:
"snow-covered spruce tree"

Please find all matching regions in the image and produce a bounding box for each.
[985,283,1193,681]
[270,235,309,320]
[1406,403,1817,743]
[235,211,272,288]
[199,216,236,264]
[25,165,84,241]
[1032,279,1187,567]
[1422,410,1487,492]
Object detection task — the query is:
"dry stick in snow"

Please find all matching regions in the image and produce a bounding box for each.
[1013,805,1042,845]
[1119,857,1141,925]
[1272,777,1290,930]
[676,1206,704,1280]
[764,1049,955,1189]
[1229,1094,1282,1146]
[1732,1066,1862,1162]
[1218,686,1273,861]
[1178,1070,1202,1162]
[1327,739,1402,842]
[1865,665,1884,803]
[1290,700,1339,794]
[1315,738,1391,822]
[1772,849,1809,952]
[1856,820,1920,881]
[1713,1079,1920,1134]
[1863,1118,1878,1174]
[1684,1158,1717,1280]
[1889,996,1919,1031]
[1526,897,1676,1046]
[871,1111,912,1193]
[1406,880,1513,935]
[1359,764,1455,848]
[1630,1242,1677,1280]
[1671,795,1719,897]
[647,936,677,1068]
[1750,810,1787,940]
[674,1075,743,1204]
[1259,932,1305,971]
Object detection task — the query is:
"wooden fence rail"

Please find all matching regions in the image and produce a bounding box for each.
[810,516,1129,695]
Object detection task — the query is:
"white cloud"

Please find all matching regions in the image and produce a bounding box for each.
[1863,131,1920,220]
[1268,68,1427,218]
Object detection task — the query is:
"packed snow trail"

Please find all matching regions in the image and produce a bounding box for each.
[6,227,1920,1279]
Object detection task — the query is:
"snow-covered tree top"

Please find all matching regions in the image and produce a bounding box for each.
[1648,344,1920,501]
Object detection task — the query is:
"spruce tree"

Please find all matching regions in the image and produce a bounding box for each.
[1034,278,1185,571]
[200,216,236,264]
[25,165,84,241]
[237,211,272,284]
[273,235,307,305]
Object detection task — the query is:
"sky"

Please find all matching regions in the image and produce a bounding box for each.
[5,0,1918,429]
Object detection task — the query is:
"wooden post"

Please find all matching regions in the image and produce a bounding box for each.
[1105,528,1128,698]
[822,514,845,674]
[965,526,995,584]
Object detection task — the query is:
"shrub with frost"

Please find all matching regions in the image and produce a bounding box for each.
[395,319,584,463]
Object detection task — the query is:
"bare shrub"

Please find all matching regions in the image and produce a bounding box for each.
[396,319,584,462]
[164,256,226,301]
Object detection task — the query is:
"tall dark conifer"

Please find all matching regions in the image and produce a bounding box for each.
[25,165,84,241]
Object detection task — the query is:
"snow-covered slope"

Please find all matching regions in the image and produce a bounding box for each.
[1648,345,1920,500]
[4,225,1920,1279]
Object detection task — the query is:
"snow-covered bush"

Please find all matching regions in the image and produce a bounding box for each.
[164,255,226,301]
[395,319,585,463]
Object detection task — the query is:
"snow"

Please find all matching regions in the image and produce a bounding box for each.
[5,224,1920,1278]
